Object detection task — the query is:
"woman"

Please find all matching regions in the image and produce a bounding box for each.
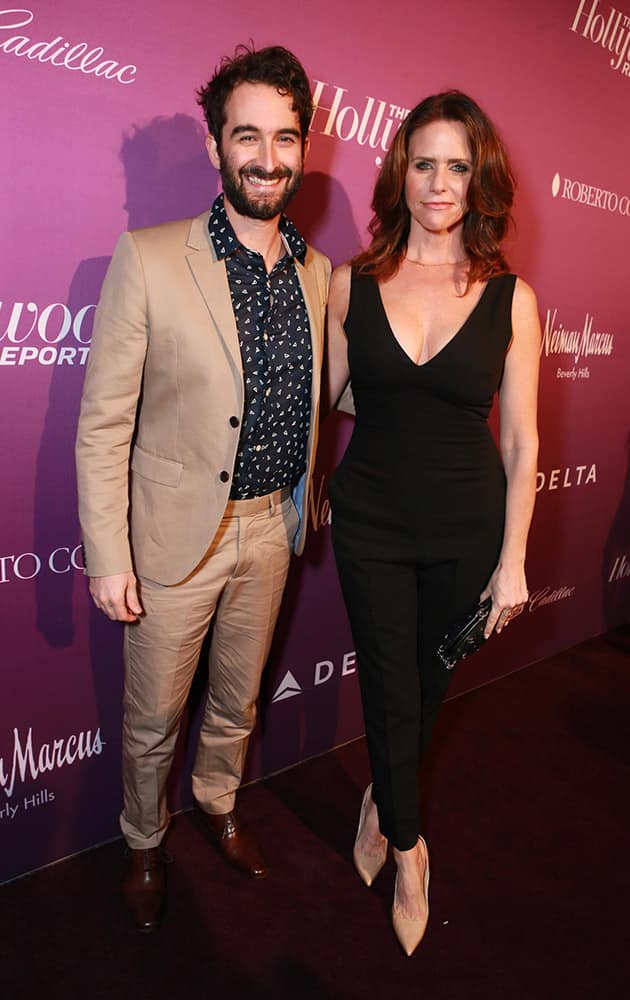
[326,91,540,956]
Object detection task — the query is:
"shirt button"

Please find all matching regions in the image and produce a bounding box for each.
[229,416,239,427]
[220,471,230,483]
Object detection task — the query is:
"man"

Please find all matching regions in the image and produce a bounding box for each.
[76,45,330,932]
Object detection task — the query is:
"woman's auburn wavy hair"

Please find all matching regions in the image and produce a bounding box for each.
[353,91,515,288]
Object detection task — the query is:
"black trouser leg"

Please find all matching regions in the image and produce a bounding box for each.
[333,527,496,850]
[333,549,423,851]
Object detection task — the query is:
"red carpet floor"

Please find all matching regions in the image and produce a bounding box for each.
[1,627,628,999]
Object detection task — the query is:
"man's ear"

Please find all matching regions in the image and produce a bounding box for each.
[303,135,310,161]
[206,134,221,170]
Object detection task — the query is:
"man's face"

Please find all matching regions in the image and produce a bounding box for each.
[207,82,307,221]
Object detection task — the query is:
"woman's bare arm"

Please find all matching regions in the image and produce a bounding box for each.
[481,277,541,636]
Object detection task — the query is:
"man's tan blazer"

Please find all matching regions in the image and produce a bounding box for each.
[76,209,331,586]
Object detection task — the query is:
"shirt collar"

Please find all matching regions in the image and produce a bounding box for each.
[208,193,307,265]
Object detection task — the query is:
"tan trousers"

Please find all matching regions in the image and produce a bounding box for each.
[119,488,298,849]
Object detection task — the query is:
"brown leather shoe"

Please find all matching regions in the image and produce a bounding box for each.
[121,847,166,932]
[202,810,267,879]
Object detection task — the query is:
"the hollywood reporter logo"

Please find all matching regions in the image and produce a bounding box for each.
[311,80,409,164]
[0,545,84,584]
[609,553,630,582]
[0,300,94,366]
[570,0,630,77]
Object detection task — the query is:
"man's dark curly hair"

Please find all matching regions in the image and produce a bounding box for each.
[197,44,313,152]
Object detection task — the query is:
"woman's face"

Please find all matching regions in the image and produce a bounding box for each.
[404,120,473,236]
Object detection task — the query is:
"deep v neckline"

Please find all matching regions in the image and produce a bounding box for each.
[376,278,492,369]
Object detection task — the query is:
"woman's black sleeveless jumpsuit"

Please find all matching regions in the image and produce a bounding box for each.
[329,271,516,850]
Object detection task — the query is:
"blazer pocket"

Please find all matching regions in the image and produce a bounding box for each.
[131,445,183,487]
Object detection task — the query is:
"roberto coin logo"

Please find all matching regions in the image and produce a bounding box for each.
[551,172,630,215]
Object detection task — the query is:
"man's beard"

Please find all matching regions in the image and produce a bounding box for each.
[219,158,303,221]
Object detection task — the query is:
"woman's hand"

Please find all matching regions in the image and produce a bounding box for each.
[480,561,528,638]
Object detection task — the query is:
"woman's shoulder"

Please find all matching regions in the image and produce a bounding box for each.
[488,272,537,309]
[329,263,377,324]
[329,262,374,301]
[330,261,353,298]
[510,275,538,313]
[331,261,352,286]
[328,262,352,322]
[506,276,541,347]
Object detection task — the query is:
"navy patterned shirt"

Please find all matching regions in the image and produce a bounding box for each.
[208,195,313,499]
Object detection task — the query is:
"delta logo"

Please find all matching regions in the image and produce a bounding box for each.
[271,652,357,704]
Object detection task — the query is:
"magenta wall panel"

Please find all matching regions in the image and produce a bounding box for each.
[1,0,628,881]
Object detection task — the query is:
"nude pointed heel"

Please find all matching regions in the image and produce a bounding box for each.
[391,836,430,956]
[353,784,388,887]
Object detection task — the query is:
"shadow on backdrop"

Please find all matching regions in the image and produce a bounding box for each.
[33,114,218,851]
[34,120,364,852]
[290,169,362,267]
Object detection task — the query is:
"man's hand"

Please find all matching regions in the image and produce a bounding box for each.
[89,572,143,622]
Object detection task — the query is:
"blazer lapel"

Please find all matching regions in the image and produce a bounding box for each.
[185,212,242,379]
[184,212,322,412]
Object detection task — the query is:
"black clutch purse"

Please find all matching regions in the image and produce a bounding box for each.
[436,597,492,671]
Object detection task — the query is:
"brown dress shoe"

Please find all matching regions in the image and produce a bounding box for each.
[121,847,166,932]
[202,810,267,879]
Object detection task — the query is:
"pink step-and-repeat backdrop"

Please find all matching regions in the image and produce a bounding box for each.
[1,0,629,882]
